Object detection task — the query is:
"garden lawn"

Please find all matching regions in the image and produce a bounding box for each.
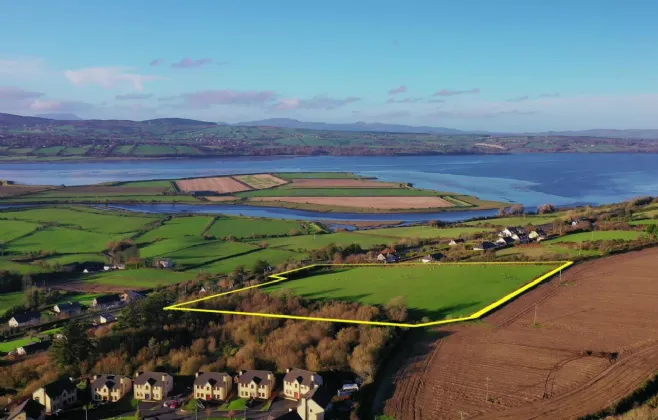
[0,291,25,315]
[7,227,134,254]
[162,241,258,269]
[275,172,361,180]
[265,264,561,320]
[3,207,157,234]
[0,219,39,242]
[257,232,396,252]
[193,248,302,274]
[353,226,492,239]
[207,217,305,239]
[547,230,643,243]
[55,293,103,305]
[237,188,438,197]
[82,269,194,288]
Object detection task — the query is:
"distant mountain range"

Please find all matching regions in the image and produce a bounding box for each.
[2,112,658,140]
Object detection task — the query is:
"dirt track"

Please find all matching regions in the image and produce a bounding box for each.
[250,196,454,209]
[381,249,658,420]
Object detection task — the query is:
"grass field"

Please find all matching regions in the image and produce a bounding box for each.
[265,264,561,320]
[35,146,65,155]
[161,241,258,269]
[354,226,491,239]
[0,259,50,274]
[207,217,305,239]
[137,217,213,257]
[83,269,194,288]
[275,172,362,179]
[8,227,134,254]
[237,188,438,197]
[630,219,658,226]
[2,207,158,234]
[0,328,63,353]
[546,230,643,243]
[0,291,25,315]
[0,219,39,242]
[132,145,178,156]
[192,248,302,274]
[257,232,397,252]
[465,215,562,226]
[118,180,174,189]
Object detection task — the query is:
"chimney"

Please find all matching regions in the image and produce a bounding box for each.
[196,372,202,378]
[286,368,291,373]
[162,375,167,382]
[135,372,142,378]
[267,373,272,381]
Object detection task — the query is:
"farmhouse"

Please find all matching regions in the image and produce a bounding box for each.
[5,398,45,420]
[449,239,465,246]
[283,368,323,401]
[473,241,497,251]
[237,370,275,400]
[8,311,41,328]
[16,340,51,356]
[53,301,82,316]
[98,313,116,324]
[376,249,400,264]
[32,378,77,414]
[193,372,233,401]
[92,294,123,311]
[91,374,132,402]
[296,386,332,420]
[529,229,547,241]
[499,227,525,240]
[495,237,514,247]
[133,372,173,401]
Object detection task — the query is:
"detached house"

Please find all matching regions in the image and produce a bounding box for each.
[283,369,323,401]
[237,370,275,400]
[91,294,123,311]
[194,372,233,401]
[122,290,146,304]
[91,374,132,403]
[32,378,77,414]
[53,302,82,316]
[473,241,497,251]
[495,237,514,247]
[499,227,525,240]
[9,311,41,328]
[529,229,547,241]
[133,372,173,401]
[296,386,332,420]
[16,340,51,356]
[6,398,45,420]
[449,238,465,246]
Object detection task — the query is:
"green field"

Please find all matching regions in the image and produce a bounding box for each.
[258,232,396,252]
[161,241,258,269]
[0,259,50,274]
[0,219,39,242]
[238,188,438,198]
[465,215,562,227]
[3,194,200,204]
[546,230,643,243]
[137,216,214,257]
[207,217,305,239]
[0,291,26,315]
[265,264,560,320]
[630,219,658,226]
[0,328,63,353]
[117,180,174,189]
[133,145,178,156]
[113,145,134,155]
[8,227,134,254]
[2,207,158,234]
[354,226,491,239]
[192,248,302,274]
[275,172,362,179]
[34,146,65,155]
[61,146,92,155]
[83,269,194,288]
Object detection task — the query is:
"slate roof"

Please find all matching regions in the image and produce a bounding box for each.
[267,412,302,420]
[42,378,76,398]
[11,311,41,324]
[305,386,332,408]
[238,370,273,385]
[124,290,146,302]
[283,369,319,386]
[94,294,122,305]
[19,340,51,355]
[7,399,45,420]
[91,374,128,390]
[55,302,81,312]
[496,237,514,244]
[134,372,171,387]
[100,313,116,322]
[194,372,230,388]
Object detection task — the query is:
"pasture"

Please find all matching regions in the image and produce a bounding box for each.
[82,269,194,288]
[194,248,302,274]
[265,263,562,320]
[546,230,643,243]
[161,241,257,269]
[465,214,562,227]
[234,174,287,189]
[7,227,133,254]
[175,177,251,194]
[0,219,39,242]
[0,291,26,315]
[258,231,397,252]
[207,217,305,239]
[354,225,491,239]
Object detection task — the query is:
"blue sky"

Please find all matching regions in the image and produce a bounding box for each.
[1,0,657,131]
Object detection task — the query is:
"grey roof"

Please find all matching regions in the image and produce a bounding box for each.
[194,372,230,387]
[497,237,514,244]
[7,399,44,420]
[238,370,273,385]
[124,290,146,302]
[19,340,51,354]
[305,386,332,408]
[100,313,116,322]
[476,241,496,249]
[11,311,41,324]
[42,378,76,398]
[91,374,127,390]
[55,301,81,311]
[268,412,302,420]
[94,294,122,305]
[283,369,319,386]
[134,372,171,387]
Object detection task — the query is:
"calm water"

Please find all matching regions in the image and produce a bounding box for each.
[1,153,657,212]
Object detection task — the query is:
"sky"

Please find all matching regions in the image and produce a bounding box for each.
[1,0,658,131]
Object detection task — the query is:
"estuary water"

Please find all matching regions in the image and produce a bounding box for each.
[1,153,657,222]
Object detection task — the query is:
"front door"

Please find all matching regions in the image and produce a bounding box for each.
[145,394,150,400]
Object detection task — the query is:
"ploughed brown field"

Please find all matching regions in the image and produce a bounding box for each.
[381,249,658,420]
[234,174,287,189]
[288,179,402,188]
[175,177,252,194]
[0,185,54,197]
[250,196,454,209]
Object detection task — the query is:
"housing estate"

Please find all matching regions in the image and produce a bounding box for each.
[133,372,173,401]
[269,387,333,420]
[448,238,465,246]
[32,378,77,414]
[91,294,123,311]
[5,398,45,420]
[283,369,323,401]
[473,241,497,251]
[237,370,275,400]
[53,302,82,316]
[91,374,133,402]
[193,372,233,401]
[8,311,41,328]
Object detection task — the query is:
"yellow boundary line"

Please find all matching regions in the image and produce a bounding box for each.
[164,261,574,328]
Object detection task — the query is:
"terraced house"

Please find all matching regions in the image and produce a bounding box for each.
[237,370,275,400]
[32,378,77,414]
[133,372,173,401]
[91,374,132,402]
[282,369,323,401]
[193,372,233,401]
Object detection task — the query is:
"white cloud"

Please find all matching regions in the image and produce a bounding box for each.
[65,67,163,91]
[28,99,94,112]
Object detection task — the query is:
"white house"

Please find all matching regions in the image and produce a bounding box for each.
[495,237,514,247]
[529,229,547,241]
[448,239,465,246]
[99,314,116,324]
[9,312,41,328]
[499,227,525,240]
[473,241,497,251]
